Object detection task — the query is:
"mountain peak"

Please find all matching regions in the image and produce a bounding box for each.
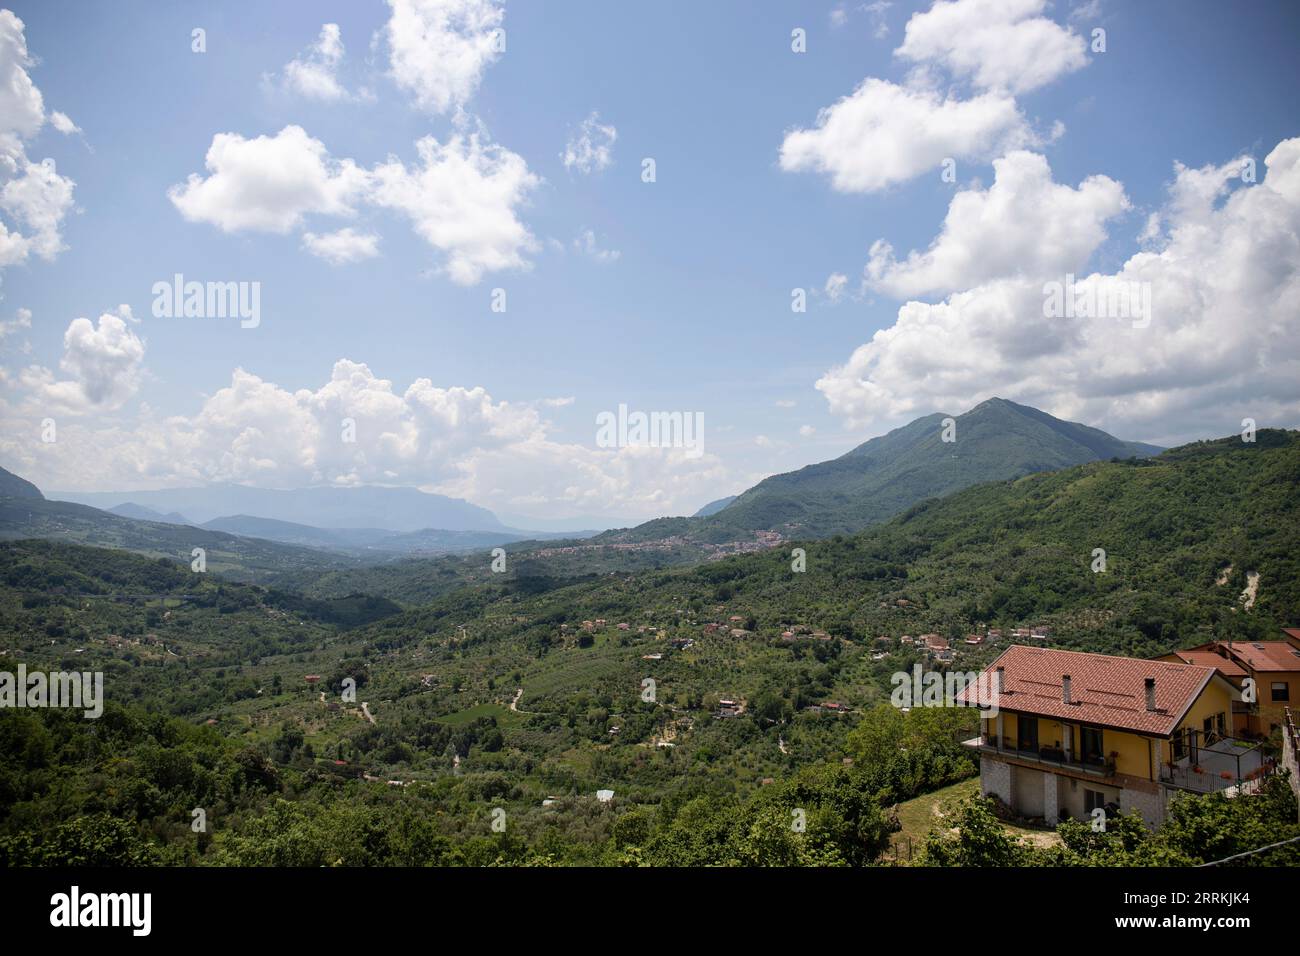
[0,466,44,500]
[683,399,1161,540]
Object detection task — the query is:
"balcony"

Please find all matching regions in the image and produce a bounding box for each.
[965,734,1117,778]
[1159,735,1270,794]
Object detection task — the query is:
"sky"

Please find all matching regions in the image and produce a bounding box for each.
[0,0,1297,525]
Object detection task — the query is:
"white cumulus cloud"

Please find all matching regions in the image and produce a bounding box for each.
[865,150,1129,297]
[168,125,369,234]
[20,310,146,414]
[816,136,1300,445]
[385,0,504,114]
[896,0,1089,95]
[370,131,540,284]
[779,79,1038,194]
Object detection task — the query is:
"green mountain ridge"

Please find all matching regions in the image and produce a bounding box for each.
[605,398,1162,545]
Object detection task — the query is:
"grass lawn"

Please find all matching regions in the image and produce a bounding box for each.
[888,776,1062,862]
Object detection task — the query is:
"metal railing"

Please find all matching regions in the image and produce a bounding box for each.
[971,734,1116,777]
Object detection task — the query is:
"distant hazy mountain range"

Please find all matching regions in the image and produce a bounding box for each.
[198,514,558,553]
[693,495,738,517]
[1,398,1164,572]
[0,468,596,571]
[109,503,194,525]
[55,482,506,531]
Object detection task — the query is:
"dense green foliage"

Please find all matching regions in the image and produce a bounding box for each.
[1,429,1297,866]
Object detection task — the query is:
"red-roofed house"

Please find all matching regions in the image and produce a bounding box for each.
[960,645,1260,827]
[1159,631,1300,735]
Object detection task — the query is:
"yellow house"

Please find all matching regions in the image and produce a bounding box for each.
[960,645,1261,827]
[1160,629,1300,735]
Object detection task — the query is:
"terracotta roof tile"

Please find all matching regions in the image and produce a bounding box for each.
[957,644,1218,737]
[1223,641,1300,673]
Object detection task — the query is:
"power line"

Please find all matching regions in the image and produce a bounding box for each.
[1197,833,1300,866]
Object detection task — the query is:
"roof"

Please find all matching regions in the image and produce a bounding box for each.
[956,644,1224,737]
[1164,648,1248,679]
[1223,641,1300,673]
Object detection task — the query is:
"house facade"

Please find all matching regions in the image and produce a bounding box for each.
[961,645,1257,828]
[1159,629,1300,735]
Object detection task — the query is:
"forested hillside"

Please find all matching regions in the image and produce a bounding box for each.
[1,430,1296,866]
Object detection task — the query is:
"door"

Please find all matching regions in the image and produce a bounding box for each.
[1081,726,1104,765]
[1017,716,1038,754]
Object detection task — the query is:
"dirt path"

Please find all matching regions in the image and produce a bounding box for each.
[510,688,523,711]
[361,702,376,724]
[1240,571,1260,609]
[778,736,788,755]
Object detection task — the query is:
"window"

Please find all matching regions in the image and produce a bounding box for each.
[1084,789,1106,813]
[1272,682,1290,702]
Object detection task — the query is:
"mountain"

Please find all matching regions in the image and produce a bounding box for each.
[0,466,43,500]
[693,495,737,517]
[52,482,507,532]
[109,502,193,525]
[496,512,631,533]
[3,431,1295,869]
[0,494,360,581]
[621,398,1161,544]
[201,514,560,554]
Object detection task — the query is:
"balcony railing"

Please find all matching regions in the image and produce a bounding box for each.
[967,734,1116,777]
[1159,735,1270,794]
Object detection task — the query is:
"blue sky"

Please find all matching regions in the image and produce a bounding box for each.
[1,0,1298,524]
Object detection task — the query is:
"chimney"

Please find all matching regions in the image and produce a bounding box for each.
[1144,677,1157,712]
[1062,674,1072,704]
[995,666,1005,695]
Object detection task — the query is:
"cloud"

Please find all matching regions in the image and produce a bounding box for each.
[779,79,1038,194]
[279,23,355,102]
[816,136,1300,444]
[0,154,76,264]
[49,111,79,135]
[20,310,146,414]
[562,111,617,174]
[896,0,1089,95]
[799,424,816,436]
[4,359,729,519]
[781,0,1087,194]
[573,229,619,263]
[774,399,797,408]
[824,272,849,302]
[302,227,380,264]
[0,11,44,155]
[865,150,1129,297]
[0,306,30,351]
[831,2,892,38]
[170,123,539,283]
[168,125,369,234]
[370,131,540,284]
[0,11,76,269]
[385,0,504,114]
